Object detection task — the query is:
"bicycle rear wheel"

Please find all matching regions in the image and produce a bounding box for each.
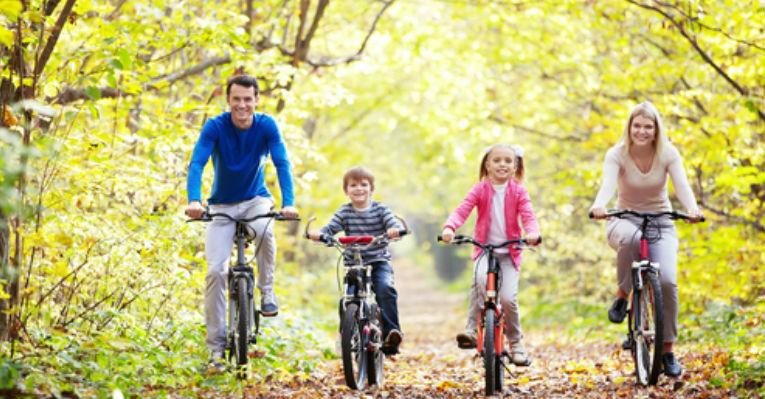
[632,271,664,386]
[234,277,249,367]
[483,310,498,395]
[341,303,367,390]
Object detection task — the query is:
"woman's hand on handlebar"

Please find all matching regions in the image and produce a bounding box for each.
[686,208,705,223]
[440,227,455,243]
[185,201,205,219]
[589,207,607,220]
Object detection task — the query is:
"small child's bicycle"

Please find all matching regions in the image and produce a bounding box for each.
[437,234,539,396]
[305,217,408,390]
[589,209,703,386]
[189,210,298,375]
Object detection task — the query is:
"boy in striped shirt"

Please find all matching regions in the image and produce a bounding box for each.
[307,166,405,355]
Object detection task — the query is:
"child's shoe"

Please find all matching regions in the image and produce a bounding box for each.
[456,329,477,349]
[509,342,531,366]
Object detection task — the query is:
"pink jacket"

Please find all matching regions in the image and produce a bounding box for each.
[443,179,540,269]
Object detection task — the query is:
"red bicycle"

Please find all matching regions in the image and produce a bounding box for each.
[438,235,539,395]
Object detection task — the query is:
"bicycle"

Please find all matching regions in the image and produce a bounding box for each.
[589,209,703,386]
[437,234,539,396]
[188,210,298,374]
[304,217,408,390]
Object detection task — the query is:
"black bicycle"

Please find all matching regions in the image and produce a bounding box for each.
[189,210,298,374]
[305,218,408,390]
[590,209,703,386]
[437,234,539,396]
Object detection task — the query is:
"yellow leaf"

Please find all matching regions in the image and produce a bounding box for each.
[0,287,9,300]
[0,0,22,19]
[0,27,12,47]
[48,261,70,278]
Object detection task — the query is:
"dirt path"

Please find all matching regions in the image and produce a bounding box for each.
[247,263,734,398]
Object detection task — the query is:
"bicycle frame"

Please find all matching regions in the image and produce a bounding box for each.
[188,210,297,371]
[438,234,538,395]
[591,209,703,386]
[305,217,408,390]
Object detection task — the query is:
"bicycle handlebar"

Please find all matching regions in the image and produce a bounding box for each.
[436,234,541,250]
[187,211,300,223]
[588,209,705,223]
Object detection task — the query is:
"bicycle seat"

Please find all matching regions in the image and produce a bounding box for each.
[339,236,374,245]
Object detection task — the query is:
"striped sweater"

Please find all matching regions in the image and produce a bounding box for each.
[320,201,403,264]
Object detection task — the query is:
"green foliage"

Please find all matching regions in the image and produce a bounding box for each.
[0,0,762,395]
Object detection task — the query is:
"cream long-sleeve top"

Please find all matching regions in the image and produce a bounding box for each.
[591,142,699,212]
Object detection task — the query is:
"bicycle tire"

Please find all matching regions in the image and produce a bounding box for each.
[341,303,367,390]
[366,304,384,387]
[483,310,498,395]
[235,277,249,367]
[632,271,664,386]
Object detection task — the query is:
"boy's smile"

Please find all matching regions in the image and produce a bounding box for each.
[345,178,372,209]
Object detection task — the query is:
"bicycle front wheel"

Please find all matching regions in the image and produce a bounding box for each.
[341,303,367,390]
[234,277,249,367]
[366,304,384,387]
[632,271,664,386]
[483,310,498,395]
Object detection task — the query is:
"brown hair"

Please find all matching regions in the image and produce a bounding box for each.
[343,166,375,192]
[478,144,524,182]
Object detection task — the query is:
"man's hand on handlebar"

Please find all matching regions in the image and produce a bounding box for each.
[185,201,205,219]
[280,205,299,219]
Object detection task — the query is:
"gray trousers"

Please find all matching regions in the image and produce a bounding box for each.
[465,253,523,345]
[205,196,276,352]
[607,217,679,343]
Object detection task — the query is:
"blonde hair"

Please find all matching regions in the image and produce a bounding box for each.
[620,101,668,156]
[478,144,525,182]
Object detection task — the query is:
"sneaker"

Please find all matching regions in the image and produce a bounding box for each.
[622,337,633,351]
[456,330,477,349]
[206,351,226,373]
[261,294,279,317]
[608,297,628,324]
[381,329,403,355]
[509,343,531,367]
[662,352,683,377]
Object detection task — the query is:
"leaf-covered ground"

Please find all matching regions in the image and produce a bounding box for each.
[193,264,738,398]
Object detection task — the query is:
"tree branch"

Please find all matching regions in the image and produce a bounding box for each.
[627,0,765,121]
[34,0,76,78]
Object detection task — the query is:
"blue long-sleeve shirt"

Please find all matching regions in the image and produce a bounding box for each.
[186,112,295,206]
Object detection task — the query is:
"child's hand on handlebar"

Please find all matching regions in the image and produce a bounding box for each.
[440,227,455,243]
[386,227,401,239]
[307,230,323,241]
[526,235,541,245]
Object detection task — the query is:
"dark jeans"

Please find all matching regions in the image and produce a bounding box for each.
[370,261,401,337]
[340,260,401,338]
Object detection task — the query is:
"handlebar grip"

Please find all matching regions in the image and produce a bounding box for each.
[436,235,443,242]
[398,229,409,237]
[587,210,595,219]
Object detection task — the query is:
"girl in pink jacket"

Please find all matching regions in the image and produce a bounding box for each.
[440,143,540,366]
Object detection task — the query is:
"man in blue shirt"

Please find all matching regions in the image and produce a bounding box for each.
[185,75,298,369]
